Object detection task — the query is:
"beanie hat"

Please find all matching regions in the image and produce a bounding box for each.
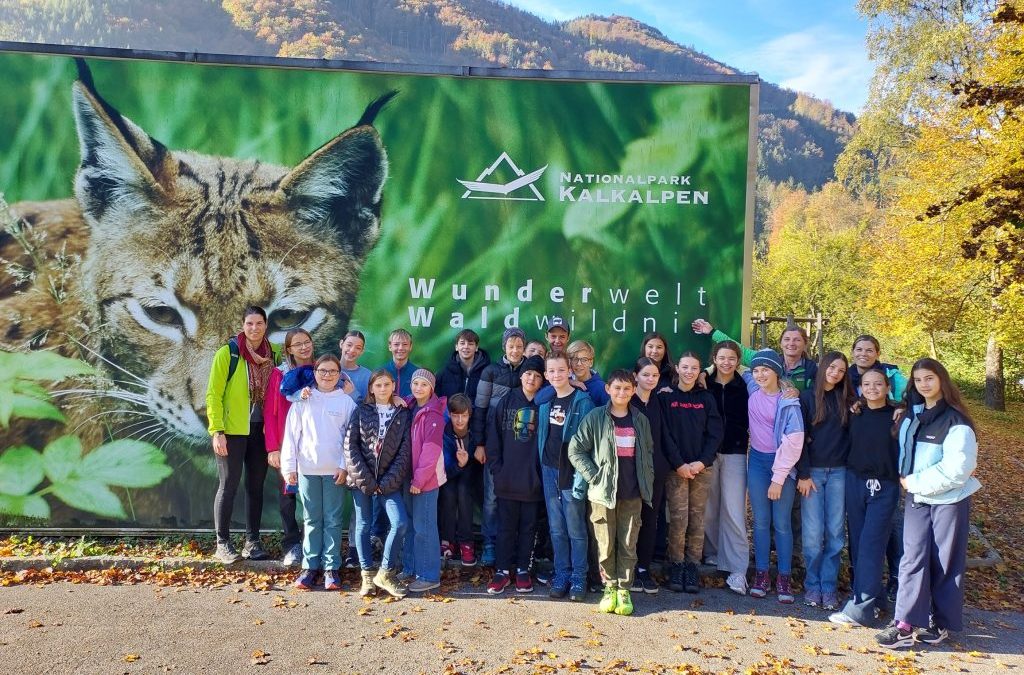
[521,355,545,376]
[750,349,785,379]
[502,327,527,348]
[411,368,436,390]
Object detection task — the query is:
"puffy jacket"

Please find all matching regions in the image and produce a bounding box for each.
[435,348,491,401]
[205,341,282,436]
[472,356,525,447]
[405,394,448,492]
[537,388,596,495]
[898,401,981,505]
[343,403,412,496]
[263,363,291,453]
[568,405,654,510]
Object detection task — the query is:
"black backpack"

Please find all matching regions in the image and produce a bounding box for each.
[226,337,241,383]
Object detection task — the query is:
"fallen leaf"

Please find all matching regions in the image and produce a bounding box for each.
[123,654,141,663]
[28,620,43,628]
[250,649,270,666]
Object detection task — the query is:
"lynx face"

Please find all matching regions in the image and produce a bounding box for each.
[70,63,391,445]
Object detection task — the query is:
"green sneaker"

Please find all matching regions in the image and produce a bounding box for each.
[598,584,618,613]
[614,589,634,616]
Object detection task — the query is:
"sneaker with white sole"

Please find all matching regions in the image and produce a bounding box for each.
[281,543,302,567]
[829,611,864,627]
[408,578,441,593]
[915,625,949,645]
[726,572,747,596]
[876,622,916,649]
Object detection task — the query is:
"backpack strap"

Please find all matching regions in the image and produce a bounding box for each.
[227,337,240,383]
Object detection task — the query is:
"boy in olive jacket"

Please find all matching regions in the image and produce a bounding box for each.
[568,369,654,616]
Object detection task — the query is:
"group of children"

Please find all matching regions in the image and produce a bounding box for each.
[219,309,981,645]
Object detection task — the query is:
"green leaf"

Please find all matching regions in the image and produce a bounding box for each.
[0,446,44,496]
[0,394,12,428]
[51,480,126,519]
[80,440,172,488]
[0,494,50,519]
[13,379,51,398]
[4,350,95,382]
[43,435,83,484]
[10,393,64,424]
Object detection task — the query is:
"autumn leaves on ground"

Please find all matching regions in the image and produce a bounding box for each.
[0,400,1021,674]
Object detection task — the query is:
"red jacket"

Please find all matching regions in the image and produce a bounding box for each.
[404,394,448,492]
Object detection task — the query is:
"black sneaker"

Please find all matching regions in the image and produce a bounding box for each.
[215,542,241,564]
[634,568,659,594]
[683,561,700,593]
[587,578,604,594]
[885,579,899,604]
[876,623,916,649]
[242,540,270,561]
[667,563,685,593]
[915,625,949,645]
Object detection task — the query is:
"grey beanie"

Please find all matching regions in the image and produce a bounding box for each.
[502,327,527,348]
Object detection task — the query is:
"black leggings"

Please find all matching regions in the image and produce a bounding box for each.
[636,472,668,569]
[213,430,268,544]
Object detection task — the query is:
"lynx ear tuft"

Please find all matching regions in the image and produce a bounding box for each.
[72,68,175,224]
[280,126,388,258]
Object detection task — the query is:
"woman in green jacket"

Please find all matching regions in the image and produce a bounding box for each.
[206,306,282,563]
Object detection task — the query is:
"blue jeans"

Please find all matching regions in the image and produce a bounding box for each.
[801,466,847,594]
[403,488,441,583]
[541,465,589,585]
[482,464,497,548]
[352,490,407,571]
[748,449,796,574]
[298,474,345,571]
[843,472,899,625]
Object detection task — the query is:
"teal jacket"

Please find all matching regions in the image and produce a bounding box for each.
[567,404,654,510]
[537,388,595,498]
[205,341,282,436]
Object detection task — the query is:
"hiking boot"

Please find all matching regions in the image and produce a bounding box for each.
[803,589,823,607]
[515,571,534,593]
[373,568,408,599]
[323,570,340,591]
[214,542,241,564]
[241,539,270,561]
[667,563,685,593]
[683,561,700,593]
[915,624,949,645]
[481,543,496,567]
[749,570,770,598]
[569,579,586,602]
[598,585,618,613]
[487,571,510,595]
[876,622,916,649]
[614,589,634,616]
[294,568,317,590]
[459,542,477,567]
[822,591,840,611]
[549,572,570,599]
[726,572,747,596]
[359,570,376,597]
[776,574,795,604]
[408,578,441,593]
[632,568,659,594]
[281,543,302,567]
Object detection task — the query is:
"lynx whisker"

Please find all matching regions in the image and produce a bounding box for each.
[65,336,148,387]
[69,408,153,434]
[52,387,149,405]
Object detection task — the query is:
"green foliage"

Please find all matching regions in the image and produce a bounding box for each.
[0,350,94,427]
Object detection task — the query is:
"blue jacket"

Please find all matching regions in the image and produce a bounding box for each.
[742,370,804,483]
[537,388,596,496]
[898,402,981,505]
[383,359,421,398]
[536,369,610,407]
[442,422,471,478]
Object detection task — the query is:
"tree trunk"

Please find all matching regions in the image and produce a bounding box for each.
[984,332,1005,411]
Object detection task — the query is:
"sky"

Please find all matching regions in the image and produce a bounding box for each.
[505,0,873,113]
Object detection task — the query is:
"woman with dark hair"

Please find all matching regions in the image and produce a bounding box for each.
[264,328,316,567]
[205,306,282,564]
[797,351,855,610]
[876,359,981,649]
[639,332,675,390]
[340,330,372,402]
[701,340,751,595]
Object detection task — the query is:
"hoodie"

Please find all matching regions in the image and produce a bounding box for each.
[435,348,492,401]
[404,394,448,492]
[486,387,542,502]
[280,388,357,476]
[658,386,724,469]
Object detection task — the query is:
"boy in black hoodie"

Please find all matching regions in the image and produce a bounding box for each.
[435,329,491,402]
[486,355,545,595]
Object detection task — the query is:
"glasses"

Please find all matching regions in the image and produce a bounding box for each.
[315,369,340,376]
[290,340,313,349]
[570,356,594,365]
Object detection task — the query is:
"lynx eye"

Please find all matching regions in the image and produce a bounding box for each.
[142,304,185,328]
[268,308,311,332]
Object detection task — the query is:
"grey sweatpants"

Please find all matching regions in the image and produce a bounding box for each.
[894,495,970,632]
[702,454,750,576]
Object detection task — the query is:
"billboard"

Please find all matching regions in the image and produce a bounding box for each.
[0,46,756,528]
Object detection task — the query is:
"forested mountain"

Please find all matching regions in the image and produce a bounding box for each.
[0,0,856,235]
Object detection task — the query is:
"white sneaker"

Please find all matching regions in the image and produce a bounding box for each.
[281,543,302,567]
[726,572,747,595]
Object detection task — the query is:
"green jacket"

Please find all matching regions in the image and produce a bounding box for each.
[568,404,654,510]
[205,342,281,436]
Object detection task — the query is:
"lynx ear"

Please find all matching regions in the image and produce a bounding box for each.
[280,123,389,259]
[72,62,175,223]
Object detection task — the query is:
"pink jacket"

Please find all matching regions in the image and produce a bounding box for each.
[263,365,291,453]
[404,394,448,492]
